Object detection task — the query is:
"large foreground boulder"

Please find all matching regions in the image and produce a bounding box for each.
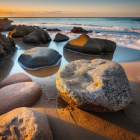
[56,59,132,112]
[8,25,36,38]
[0,82,41,115]
[0,73,32,88]
[64,34,116,55]
[0,107,53,140]
[70,26,92,33]
[18,47,62,70]
[0,32,17,66]
[54,33,69,42]
[23,29,51,45]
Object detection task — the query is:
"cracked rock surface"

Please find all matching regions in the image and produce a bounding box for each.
[0,107,53,140]
[56,59,132,112]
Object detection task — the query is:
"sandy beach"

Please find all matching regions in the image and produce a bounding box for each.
[0,34,140,140]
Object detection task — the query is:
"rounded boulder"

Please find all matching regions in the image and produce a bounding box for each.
[0,82,41,115]
[56,59,132,112]
[0,73,32,88]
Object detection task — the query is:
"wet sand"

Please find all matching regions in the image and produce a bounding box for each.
[0,36,140,140]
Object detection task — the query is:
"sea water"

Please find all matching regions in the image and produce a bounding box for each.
[9,17,140,49]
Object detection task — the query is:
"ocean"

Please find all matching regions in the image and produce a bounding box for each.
[9,17,140,49]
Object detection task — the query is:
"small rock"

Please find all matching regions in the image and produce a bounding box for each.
[70,26,92,33]
[0,107,53,140]
[0,82,41,115]
[47,28,61,31]
[56,59,132,112]
[0,73,32,88]
[54,33,69,42]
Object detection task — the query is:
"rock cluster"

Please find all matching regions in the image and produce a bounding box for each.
[70,26,92,33]
[64,34,116,55]
[18,47,62,70]
[23,29,51,45]
[54,33,69,42]
[0,32,17,66]
[8,25,36,38]
[56,59,132,112]
[0,107,53,140]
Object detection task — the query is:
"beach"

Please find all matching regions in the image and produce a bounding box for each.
[0,33,140,139]
[0,17,140,139]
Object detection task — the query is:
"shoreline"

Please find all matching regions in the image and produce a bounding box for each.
[0,32,140,139]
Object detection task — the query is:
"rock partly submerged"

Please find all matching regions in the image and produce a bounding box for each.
[0,73,32,88]
[0,82,41,115]
[46,28,61,31]
[64,34,116,55]
[8,25,36,38]
[54,33,69,42]
[70,26,92,34]
[18,47,62,70]
[23,29,51,45]
[56,59,132,112]
[0,32,17,67]
[0,107,53,140]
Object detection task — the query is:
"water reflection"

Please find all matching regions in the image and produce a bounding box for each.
[63,49,113,63]
[22,61,61,78]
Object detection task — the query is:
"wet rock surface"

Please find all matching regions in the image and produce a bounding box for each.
[54,33,69,42]
[56,59,132,112]
[8,25,36,38]
[18,47,62,70]
[23,29,51,45]
[64,34,116,55]
[0,73,32,88]
[0,82,41,115]
[0,107,53,140]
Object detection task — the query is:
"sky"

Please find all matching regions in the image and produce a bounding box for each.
[0,0,140,17]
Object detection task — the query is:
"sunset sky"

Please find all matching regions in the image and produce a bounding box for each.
[0,0,140,17]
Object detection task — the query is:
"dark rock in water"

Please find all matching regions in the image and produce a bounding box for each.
[56,59,132,112]
[0,82,41,115]
[54,33,69,42]
[70,26,93,33]
[8,25,36,38]
[0,73,32,88]
[0,32,17,67]
[42,27,47,29]
[0,107,53,140]
[64,34,116,55]
[23,29,51,45]
[18,47,62,70]
[47,28,61,31]
[7,25,17,31]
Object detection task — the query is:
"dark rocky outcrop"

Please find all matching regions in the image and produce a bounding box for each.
[18,47,62,70]
[64,34,116,55]
[8,25,36,38]
[54,33,69,42]
[0,32,17,67]
[47,28,61,31]
[0,107,53,140]
[56,59,132,112]
[23,29,51,45]
[70,26,92,33]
